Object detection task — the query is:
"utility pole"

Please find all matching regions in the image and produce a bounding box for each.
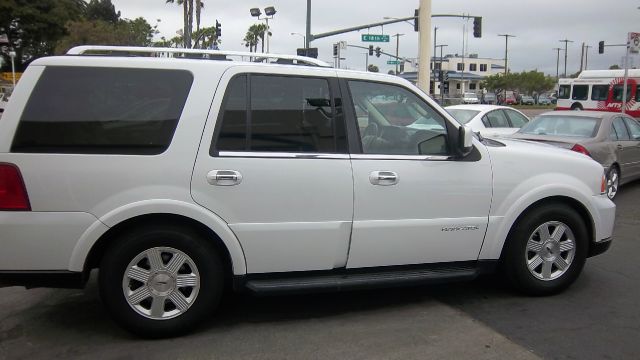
[498,34,515,76]
[305,0,311,48]
[580,42,585,72]
[432,27,437,95]
[553,47,562,78]
[417,0,432,92]
[393,33,405,75]
[584,44,592,70]
[559,39,573,77]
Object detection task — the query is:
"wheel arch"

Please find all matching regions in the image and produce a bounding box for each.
[499,196,595,260]
[69,200,247,276]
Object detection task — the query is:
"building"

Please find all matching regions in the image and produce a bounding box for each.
[399,54,505,96]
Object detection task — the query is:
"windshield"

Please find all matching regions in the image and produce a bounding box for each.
[519,115,600,137]
[445,109,480,124]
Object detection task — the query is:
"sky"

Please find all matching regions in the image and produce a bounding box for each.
[111,0,640,75]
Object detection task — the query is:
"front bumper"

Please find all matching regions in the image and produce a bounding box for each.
[588,237,612,258]
[587,194,616,257]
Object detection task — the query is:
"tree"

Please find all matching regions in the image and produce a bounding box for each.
[0,0,86,71]
[195,0,204,33]
[55,17,157,54]
[481,71,555,95]
[166,0,190,48]
[243,23,267,53]
[192,26,219,49]
[367,64,379,73]
[86,0,120,23]
[609,64,621,70]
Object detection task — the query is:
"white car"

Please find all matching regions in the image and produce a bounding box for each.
[0,46,615,338]
[0,92,9,116]
[462,92,480,104]
[446,104,530,137]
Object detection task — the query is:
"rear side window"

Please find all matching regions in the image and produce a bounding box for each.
[484,110,509,128]
[612,117,630,140]
[12,67,193,154]
[213,74,347,154]
[504,109,529,128]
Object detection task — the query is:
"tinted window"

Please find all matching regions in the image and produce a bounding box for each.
[12,67,192,154]
[485,110,510,128]
[571,85,589,100]
[215,75,247,151]
[591,85,609,101]
[612,85,633,102]
[348,80,449,156]
[637,85,640,101]
[558,85,570,99]
[214,75,346,154]
[446,109,480,124]
[520,115,599,138]
[504,109,529,128]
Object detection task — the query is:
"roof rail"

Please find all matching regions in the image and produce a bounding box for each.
[66,46,331,68]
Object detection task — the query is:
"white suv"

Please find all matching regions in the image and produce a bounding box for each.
[0,46,615,337]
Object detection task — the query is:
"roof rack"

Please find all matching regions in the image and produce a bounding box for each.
[66,46,331,68]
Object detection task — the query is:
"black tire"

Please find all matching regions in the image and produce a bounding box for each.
[99,224,223,338]
[571,103,583,111]
[606,166,620,200]
[503,204,588,296]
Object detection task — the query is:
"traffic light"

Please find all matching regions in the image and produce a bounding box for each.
[215,20,222,37]
[414,9,419,32]
[473,17,482,38]
[333,43,338,57]
[598,41,605,54]
[443,71,449,82]
[369,45,374,56]
[438,71,444,83]
[375,47,381,58]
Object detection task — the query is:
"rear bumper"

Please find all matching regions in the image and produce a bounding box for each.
[0,270,86,289]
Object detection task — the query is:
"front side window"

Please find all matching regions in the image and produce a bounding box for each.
[591,85,609,101]
[558,85,570,99]
[348,80,449,156]
[12,66,193,154]
[214,75,347,154]
[572,85,589,100]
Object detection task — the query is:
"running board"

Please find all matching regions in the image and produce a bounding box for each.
[238,262,492,295]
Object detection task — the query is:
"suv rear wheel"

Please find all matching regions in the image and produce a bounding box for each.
[503,204,588,296]
[99,224,223,338]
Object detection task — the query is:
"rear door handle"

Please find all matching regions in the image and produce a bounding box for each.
[207,170,243,186]
[369,171,399,186]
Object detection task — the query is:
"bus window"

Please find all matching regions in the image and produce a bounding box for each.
[571,85,589,100]
[612,84,633,102]
[591,85,609,101]
[637,85,640,101]
[558,85,570,99]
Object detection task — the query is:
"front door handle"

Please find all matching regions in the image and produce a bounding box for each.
[617,144,624,151]
[207,170,243,186]
[369,171,399,186]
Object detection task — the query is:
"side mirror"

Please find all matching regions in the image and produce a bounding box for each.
[457,125,474,157]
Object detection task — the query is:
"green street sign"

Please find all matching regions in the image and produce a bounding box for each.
[362,34,390,42]
[387,60,401,65]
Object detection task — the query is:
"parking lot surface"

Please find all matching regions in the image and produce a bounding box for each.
[1,182,638,360]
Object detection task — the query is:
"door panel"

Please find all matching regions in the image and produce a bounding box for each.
[341,79,492,269]
[192,69,354,274]
[623,117,640,179]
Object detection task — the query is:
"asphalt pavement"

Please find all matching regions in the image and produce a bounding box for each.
[0,181,638,360]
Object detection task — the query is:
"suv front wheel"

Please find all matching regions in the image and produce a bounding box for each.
[99,224,223,338]
[503,204,588,296]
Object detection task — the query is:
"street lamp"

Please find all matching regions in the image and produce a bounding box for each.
[250,6,277,53]
[290,32,305,48]
[8,50,16,88]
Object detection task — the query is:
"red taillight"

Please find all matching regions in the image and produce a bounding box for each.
[571,144,591,156]
[0,164,31,211]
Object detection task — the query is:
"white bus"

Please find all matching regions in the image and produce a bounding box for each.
[556,69,640,117]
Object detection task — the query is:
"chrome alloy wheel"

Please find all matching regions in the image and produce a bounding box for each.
[122,247,200,320]
[525,221,576,281]
[607,169,619,200]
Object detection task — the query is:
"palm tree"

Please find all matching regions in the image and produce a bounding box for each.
[244,23,267,53]
[166,0,190,48]
[243,31,258,52]
[195,0,204,33]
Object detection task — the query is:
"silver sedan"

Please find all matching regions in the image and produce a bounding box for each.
[511,111,640,199]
